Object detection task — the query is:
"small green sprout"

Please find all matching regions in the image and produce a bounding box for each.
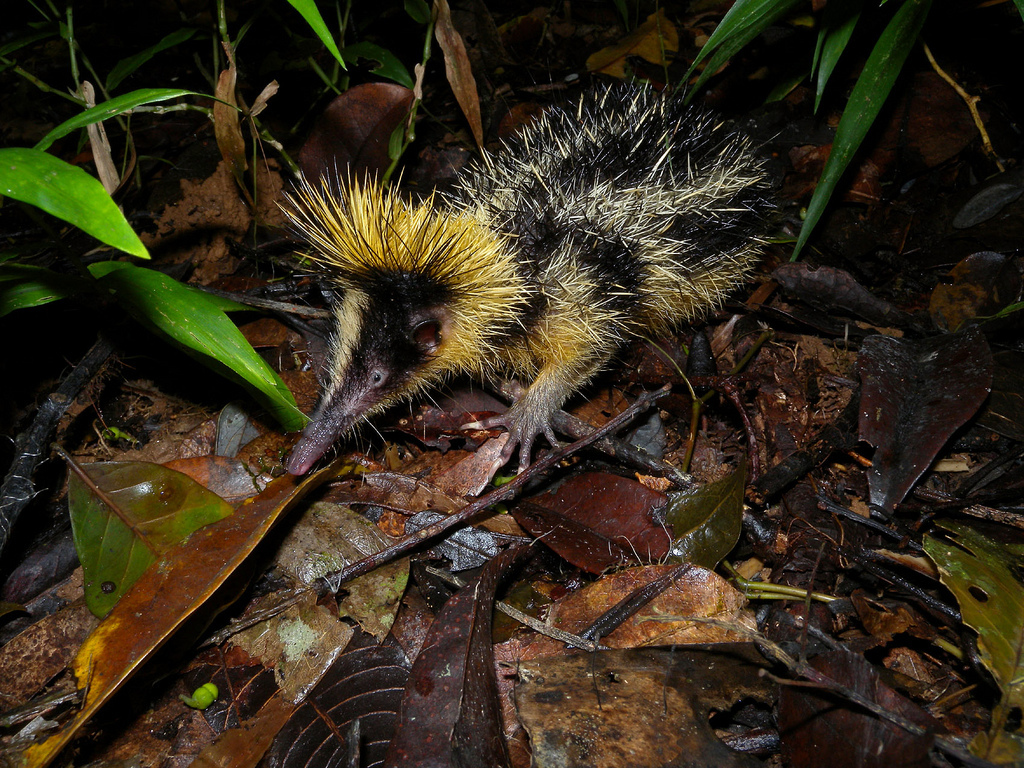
[180,682,218,709]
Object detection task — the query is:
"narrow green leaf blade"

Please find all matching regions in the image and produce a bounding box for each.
[793,0,933,259]
[88,261,304,430]
[813,0,862,112]
[686,0,804,97]
[0,263,91,316]
[34,88,195,152]
[285,0,346,69]
[0,147,149,259]
[106,29,198,92]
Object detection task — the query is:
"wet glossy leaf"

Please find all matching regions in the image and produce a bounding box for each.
[384,546,530,768]
[341,42,414,89]
[0,148,148,258]
[686,0,803,97]
[66,459,234,617]
[858,328,993,516]
[812,0,862,112]
[21,464,339,768]
[666,459,746,568]
[88,261,304,431]
[924,522,1024,764]
[513,472,671,574]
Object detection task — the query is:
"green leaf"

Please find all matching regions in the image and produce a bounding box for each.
[665,459,746,568]
[0,147,149,259]
[106,29,198,92]
[685,0,805,98]
[341,42,414,89]
[0,263,92,316]
[0,24,58,58]
[34,88,195,152]
[792,0,932,259]
[923,522,1024,764]
[88,261,305,430]
[67,460,235,617]
[285,0,346,69]
[404,0,432,25]
[812,0,862,112]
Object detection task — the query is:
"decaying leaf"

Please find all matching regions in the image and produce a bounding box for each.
[384,546,530,767]
[924,522,1024,764]
[778,650,938,768]
[858,328,993,516]
[586,10,678,79]
[66,458,234,617]
[265,642,409,768]
[19,464,340,768]
[517,646,772,768]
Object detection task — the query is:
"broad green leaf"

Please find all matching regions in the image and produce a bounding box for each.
[0,148,149,259]
[924,522,1024,764]
[812,0,862,112]
[685,0,804,99]
[404,0,432,24]
[67,460,234,617]
[285,0,346,69]
[106,29,198,91]
[341,42,414,89]
[34,88,195,152]
[665,459,746,568]
[0,263,91,316]
[792,0,932,259]
[88,261,305,431]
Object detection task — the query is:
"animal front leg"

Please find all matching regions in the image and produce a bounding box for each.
[470,357,604,472]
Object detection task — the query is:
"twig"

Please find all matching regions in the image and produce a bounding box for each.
[314,385,672,594]
[0,336,114,563]
[923,41,1004,172]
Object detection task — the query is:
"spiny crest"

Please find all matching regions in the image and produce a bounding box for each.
[286,177,529,316]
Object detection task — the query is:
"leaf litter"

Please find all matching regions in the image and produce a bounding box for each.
[2,3,1024,768]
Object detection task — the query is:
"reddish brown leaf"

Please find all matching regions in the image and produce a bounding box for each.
[858,328,993,516]
[297,83,414,185]
[383,546,530,767]
[265,642,409,768]
[433,0,482,149]
[513,472,671,574]
[778,651,939,768]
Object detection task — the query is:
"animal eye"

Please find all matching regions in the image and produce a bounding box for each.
[371,370,385,385]
[412,319,442,354]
